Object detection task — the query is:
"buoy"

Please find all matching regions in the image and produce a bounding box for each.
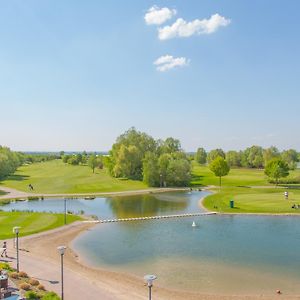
[192,221,196,227]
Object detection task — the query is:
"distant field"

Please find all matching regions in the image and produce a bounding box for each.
[203,187,300,213]
[0,160,147,194]
[0,211,81,239]
[191,162,300,187]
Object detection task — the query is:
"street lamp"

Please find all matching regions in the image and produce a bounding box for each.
[64,198,67,225]
[57,246,66,300]
[13,227,21,272]
[144,274,157,300]
[160,174,162,188]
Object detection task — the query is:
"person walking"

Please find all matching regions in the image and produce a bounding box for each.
[0,241,8,258]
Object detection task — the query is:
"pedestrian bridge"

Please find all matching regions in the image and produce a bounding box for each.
[84,212,217,224]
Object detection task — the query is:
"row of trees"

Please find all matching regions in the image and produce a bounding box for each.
[106,128,191,187]
[0,146,24,179]
[195,146,299,170]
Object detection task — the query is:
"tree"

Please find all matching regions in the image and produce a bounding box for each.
[143,152,159,187]
[226,151,242,167]
[88,154,98,173]
[207,149,225,164]
[209,157,230,188]
[281,149,298,170]
[264,158,289,186]
[263,146,280,166]
[195,148,207,164]
[241,146,264,168]
[166,158,191,186]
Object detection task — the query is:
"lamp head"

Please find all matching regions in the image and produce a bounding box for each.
[144,274,157,287]
[13,226,21,234]
[57,245,67,255]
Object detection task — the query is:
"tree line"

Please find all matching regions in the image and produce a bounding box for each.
[195,146,299,170]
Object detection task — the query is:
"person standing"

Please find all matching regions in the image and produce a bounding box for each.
[0,241,8,258]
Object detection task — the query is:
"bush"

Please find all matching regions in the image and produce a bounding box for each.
[29,278,40,286]
[20,282,31,290]
[10,272,19,279]
[25,290,40,300]
[0,262,13,271]
[28,196,39,201]
[18,271,29,278]
[37,284,45,291]
[41,292,61,300]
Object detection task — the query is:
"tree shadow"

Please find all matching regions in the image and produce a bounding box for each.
[190,174,205,187]
[4,174,30,181]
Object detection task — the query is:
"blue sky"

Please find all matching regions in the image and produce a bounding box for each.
[0,0,299,152]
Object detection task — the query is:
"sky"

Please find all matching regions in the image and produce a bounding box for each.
[0,0,299,152]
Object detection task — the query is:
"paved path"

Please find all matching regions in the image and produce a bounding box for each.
[0,186,189,200]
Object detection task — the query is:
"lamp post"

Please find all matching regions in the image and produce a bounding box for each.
[57,246,66,300]
[144,274,157,300]
[13,227,21,272]
[64,198,67,225]
[160,174,162,188]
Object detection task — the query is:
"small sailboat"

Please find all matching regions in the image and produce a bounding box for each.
[192,221,196,227]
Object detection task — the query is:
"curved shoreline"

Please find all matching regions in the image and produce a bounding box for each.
[15,221,300,300]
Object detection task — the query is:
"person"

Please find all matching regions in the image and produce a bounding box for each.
[284,191,289,200]
[0,241,8,258]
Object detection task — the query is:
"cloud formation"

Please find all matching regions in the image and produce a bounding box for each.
[144,6,176,25]
[154,55,189,72]
[158,13,231,40]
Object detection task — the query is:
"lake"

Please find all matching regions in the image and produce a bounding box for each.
[3,191,300,295]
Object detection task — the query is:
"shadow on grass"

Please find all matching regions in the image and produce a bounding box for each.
[190,174,205,187]
[4,174,30,181]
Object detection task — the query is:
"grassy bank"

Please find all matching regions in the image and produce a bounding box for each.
[0,160,147,194]
[203,187,300,213]
[0,211,81,239]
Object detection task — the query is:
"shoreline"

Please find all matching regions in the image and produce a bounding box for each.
[14,221,300,300]
[0,186,189,201]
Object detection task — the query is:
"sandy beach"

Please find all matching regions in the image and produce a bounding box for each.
[1,221,299,300]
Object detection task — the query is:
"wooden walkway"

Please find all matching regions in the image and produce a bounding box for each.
[84,212,217,224]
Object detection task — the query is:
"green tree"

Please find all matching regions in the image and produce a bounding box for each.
[207,149,225,163]
[281,149,298,170]
[209,157,230,188]
[88,154,98,173]
[143,152,159,187]
[263,146,280,165]
[226,151,242,167]
[264,158,289,185]
[195,148,207,164]
[166,158,191,186]
[241,146,264,168]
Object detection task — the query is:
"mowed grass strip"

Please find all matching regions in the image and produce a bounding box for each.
[0,211,81,239]
[0,160,147,194]
[203,187,300,213]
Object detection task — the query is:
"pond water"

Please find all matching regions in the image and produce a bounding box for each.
[3,191,300,295]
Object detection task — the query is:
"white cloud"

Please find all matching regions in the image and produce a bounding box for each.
[154,55,189,72]
[158,13,231,40]
[144,6,177,25]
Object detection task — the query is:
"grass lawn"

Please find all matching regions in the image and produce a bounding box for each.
[0,211,81,239]
[0,160,147,194]
[191,162,300,187]
[203,187,300,213]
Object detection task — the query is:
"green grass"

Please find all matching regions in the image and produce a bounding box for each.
[0,190,7,196]
[203,187,300,213]
[191,162,300,187]
[0,211,81,239]
[0,160,147,194]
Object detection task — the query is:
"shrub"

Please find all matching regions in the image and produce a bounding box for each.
[10,272,19,279]
[28,196,39,201]
[18,271,29,278]
[25,290,40,300]
[37,284,45,291]
[29,278,40,286]
[20,282,31,290]
[41,292,61,300]
[0,262,13,271]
